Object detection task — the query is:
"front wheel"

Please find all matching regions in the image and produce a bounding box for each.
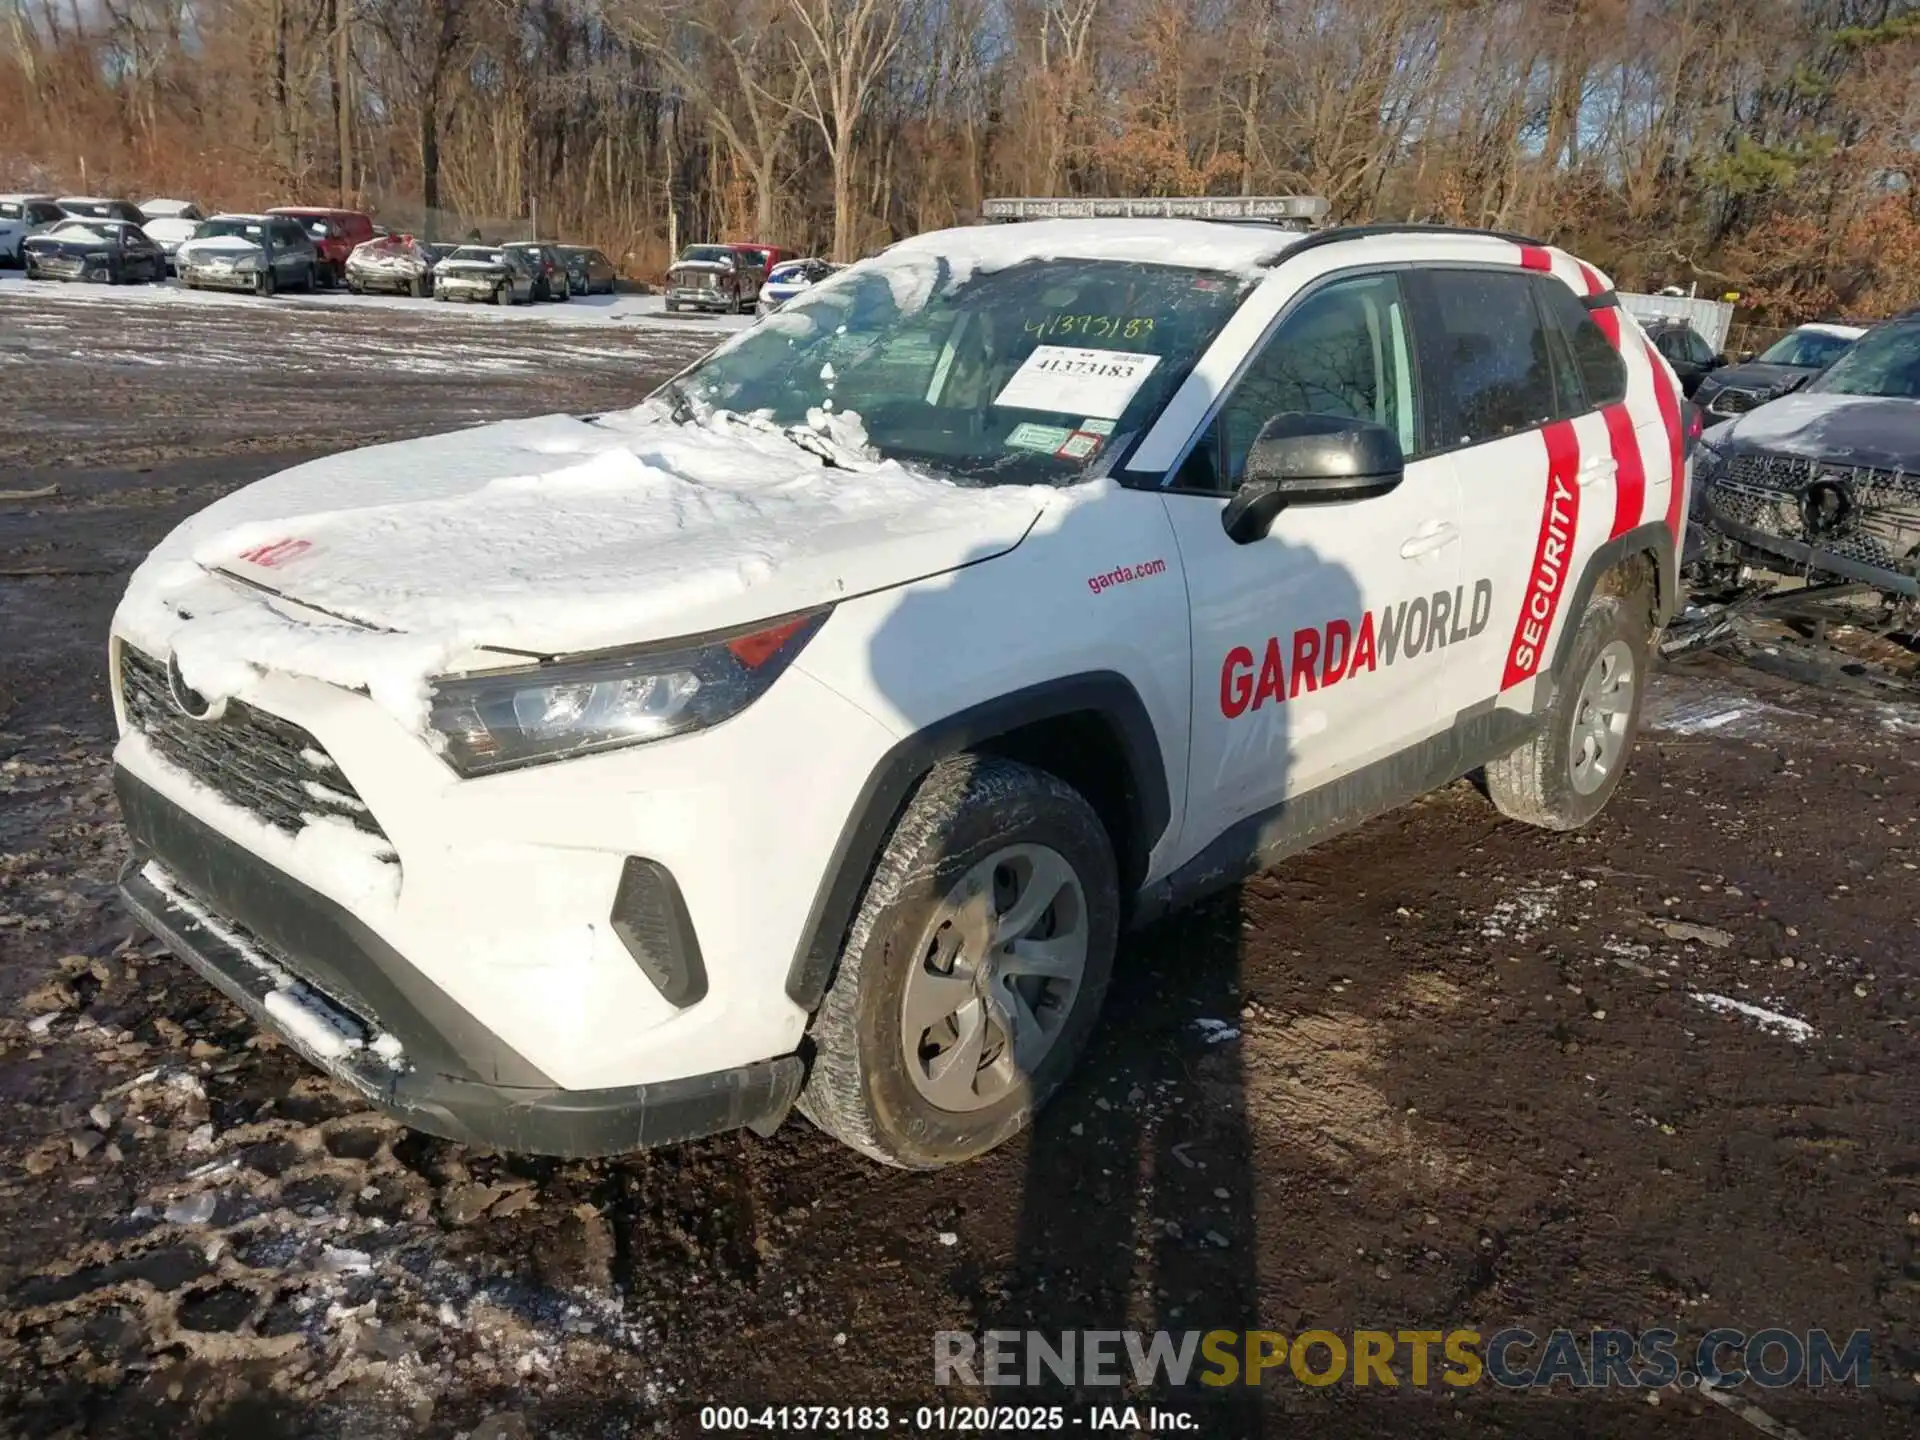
[798,755,1119,1169]
[256,268,276,298]
[1485,588,1650,830]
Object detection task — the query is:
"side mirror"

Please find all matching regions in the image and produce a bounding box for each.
[1738,350,1756,363]
[1221,413,1405,545]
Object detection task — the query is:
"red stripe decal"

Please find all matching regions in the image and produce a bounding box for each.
[1501,420,1582,692]
[1518,244,1554,273]
[1574,260,1621,346]
[1602,402,1647,538]
[1643,335,1687,550]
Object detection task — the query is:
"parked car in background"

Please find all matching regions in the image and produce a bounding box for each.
[0,194,62,266]
[269,207,376,287]
[138,199,207,274]
[433,245,537,304]
[22,218,167,284]
[176,214,319,296]
[502,241,571,301]
[727,242,794,275]
[757,257,838,314]
[665,243,756,313]
[1693,322,1865,419]
[1642,318,1726,398]
[57,196,148,225]
[345,234,439,297]
[555,244,617,296]
[1695,311,1920,601]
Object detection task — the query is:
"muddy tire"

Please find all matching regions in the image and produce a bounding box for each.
[798,755,1118,1170]
[1486,590,1650,831]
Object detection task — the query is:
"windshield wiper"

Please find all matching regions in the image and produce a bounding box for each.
[781,423,848,470]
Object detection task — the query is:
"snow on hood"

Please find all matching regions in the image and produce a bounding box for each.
[1711,391,1920,472]
[115,408,1050,732]
[177,235,262,258]
[671,259,736,273]
[143,217,200,247]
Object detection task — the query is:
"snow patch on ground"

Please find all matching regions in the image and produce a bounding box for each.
[1480,882,1561,944]
[1690,991,1816,1044]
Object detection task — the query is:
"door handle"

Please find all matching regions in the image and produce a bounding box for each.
[1578,457,1617,488]
[1400,521,1460,558]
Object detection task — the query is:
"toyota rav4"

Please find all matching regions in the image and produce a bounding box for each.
[111,198,1690,1169]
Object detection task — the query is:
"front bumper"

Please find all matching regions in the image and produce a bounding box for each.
[182,266,259,292]
[438,277,502,300]
[1702,456,1920,598]
[668,287,733,310]
[117,770,804,1156]
[351,270,425,294]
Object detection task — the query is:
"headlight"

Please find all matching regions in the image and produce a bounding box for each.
[426,610,828,776]
[234,255,261,273]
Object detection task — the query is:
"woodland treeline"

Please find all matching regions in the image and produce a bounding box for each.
[2,0,1917,316]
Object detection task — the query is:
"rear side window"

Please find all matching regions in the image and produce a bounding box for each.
[1532,277,1627,408]
[0,203,20,220]
[30,203,62,224]
[1417,270,1559,445]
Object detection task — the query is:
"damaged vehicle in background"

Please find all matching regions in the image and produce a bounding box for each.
[345,234,439,297]
[138,199,207,274]
[432,244,537,304]
[664,243,756,313]
[758,257,838,315]
[1693,322,1865,419]
[22,218,167,284]
[1694,310,1920,608]
[176,214,319,296]
[56,196,148,225]
[270,206,376,288]
[502,241,572,302]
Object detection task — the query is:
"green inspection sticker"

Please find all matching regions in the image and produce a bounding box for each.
[1007,422,1073,453]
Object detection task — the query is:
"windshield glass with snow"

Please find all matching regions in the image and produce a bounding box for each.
[1757,329,1855,370]
[195,219,267,241]
[669,258,1250,485]
[449,247,505,264]
[678,246,735,266]
[1805,322,1920,400]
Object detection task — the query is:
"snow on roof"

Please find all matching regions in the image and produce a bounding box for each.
[1798,322,1867,339]
[854,216,1308,315]
[0,192,56,202]
[57,195,122,205]
[139,198,199,218]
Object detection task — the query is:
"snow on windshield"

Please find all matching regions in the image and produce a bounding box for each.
[48,223,114,244]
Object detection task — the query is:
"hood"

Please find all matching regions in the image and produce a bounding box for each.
[1710,392,1920,473]
[26,230,113,252]
[438,257,505,274]
[178,235,263,260]
[143,217,200,248]
[114,409,1049,731]
[350,245,429,272]
[1698,361,1813,398]
[671,259,734,274]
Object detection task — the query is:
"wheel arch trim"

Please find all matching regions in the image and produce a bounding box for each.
[784,672,1172,1012]
[1546,522,1678,688]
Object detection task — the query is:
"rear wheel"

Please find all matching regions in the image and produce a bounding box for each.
[798,755,1119,1169]
[1485,587,1651,830]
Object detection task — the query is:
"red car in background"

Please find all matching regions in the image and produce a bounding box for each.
[727,242,795,276]
[269,206,375,287]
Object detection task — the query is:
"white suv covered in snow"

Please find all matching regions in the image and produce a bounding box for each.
[111,198,1691,1167]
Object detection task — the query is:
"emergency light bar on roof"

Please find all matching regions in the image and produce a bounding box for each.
[982,196,1331,226]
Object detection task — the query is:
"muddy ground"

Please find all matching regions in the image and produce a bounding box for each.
[2,287,1918,1439]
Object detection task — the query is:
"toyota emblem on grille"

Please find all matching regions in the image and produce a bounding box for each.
[165,652,226,722]
[1802,478,1852,538]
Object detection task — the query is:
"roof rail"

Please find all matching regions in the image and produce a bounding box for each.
[982,196,1330,228]
[1281,222,1546,258]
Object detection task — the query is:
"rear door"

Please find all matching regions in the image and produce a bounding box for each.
[1405,266,1618,721]
[1164,270,1465,849]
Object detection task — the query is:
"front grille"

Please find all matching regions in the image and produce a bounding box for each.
[119,647,395,858]
[1708,452,1920,579]
[1707,388,1761,416]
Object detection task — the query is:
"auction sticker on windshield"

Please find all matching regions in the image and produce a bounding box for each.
[994,346,1162,420]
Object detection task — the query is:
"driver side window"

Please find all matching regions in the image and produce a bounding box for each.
[1177,273,1418,493]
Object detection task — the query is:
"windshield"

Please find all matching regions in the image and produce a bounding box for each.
[450,247,504,264]
[678,246,735,266]
[1805,322,1920,400]
[1757,329,1855,370]
[195,219,266,241]
[667,257,1251,486]
[62,201,110,218]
